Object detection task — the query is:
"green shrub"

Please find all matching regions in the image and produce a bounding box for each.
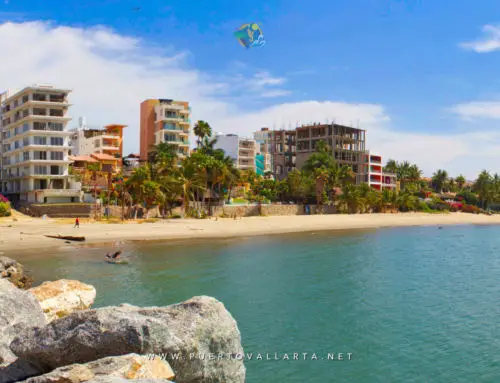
[456,191,479,206]
[0,201,11,217]
[169,214,182,219]
[417,201,434,212]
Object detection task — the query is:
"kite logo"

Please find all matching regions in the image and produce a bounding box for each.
[234,23,265,49]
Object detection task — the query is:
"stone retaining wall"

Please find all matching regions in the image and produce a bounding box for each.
[20,204,92,218]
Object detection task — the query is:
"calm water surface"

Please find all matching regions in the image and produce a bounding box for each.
[13,225,500,382]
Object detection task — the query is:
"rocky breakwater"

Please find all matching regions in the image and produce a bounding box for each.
[29,279,96,322]
[0,256,32,289]
[1,278,246,383]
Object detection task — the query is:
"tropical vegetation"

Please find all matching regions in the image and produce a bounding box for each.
[58,121,500,219]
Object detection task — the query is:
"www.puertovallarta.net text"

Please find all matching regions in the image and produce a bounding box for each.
[147,352,353,361]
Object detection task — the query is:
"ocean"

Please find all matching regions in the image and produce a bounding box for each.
[16,225,500,382]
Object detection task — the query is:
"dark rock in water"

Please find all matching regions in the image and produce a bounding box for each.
[0,256,33,289]
[11,296,245,383]
[0,279,46,383]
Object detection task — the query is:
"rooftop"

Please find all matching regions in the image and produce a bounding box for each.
[91,153,119,161]
[69,155,97,163]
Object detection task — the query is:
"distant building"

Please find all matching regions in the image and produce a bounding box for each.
[0,85,81,204]
[253,128,272,176]
[214,134,257,171]
[140,99,191,161]
[69,153,121,196]
[69,121,126,162]
[362,153,397,190]
[255,123,383,186]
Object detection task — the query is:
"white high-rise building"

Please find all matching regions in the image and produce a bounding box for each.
[214,134,257,171]
[0,85,81,204]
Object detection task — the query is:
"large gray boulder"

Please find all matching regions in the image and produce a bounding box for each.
[19,353,175,383]
[86,379,172,383]
[0,279,46,383]
[0,256,32,289]
[0,279,45,365]
[11,296,245,383]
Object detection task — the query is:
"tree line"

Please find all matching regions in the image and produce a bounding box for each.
[99,121,500,218]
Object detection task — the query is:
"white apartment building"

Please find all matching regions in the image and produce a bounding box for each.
[214,134,257,171]
[0,85,81,204]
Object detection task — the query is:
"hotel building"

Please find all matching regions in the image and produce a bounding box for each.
[140,99,191,160]
[363,153,397,190]
[214,134,257,171]
[0,85,81,204]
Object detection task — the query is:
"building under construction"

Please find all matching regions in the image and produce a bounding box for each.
[254,122,367,183]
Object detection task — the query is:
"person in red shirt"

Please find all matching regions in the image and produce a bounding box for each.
[74,217,80,228]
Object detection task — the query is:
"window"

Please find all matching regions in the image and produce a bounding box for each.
[34,165,47,175]
[48,123,63,131]
[33,108,46,116]
[14,141,20,149]
[33,93,47,101]
[14,127,19,136]
[50,152,63,160]
[23,137,29,146]
[22,95,29,104]
[23,152,30,161]
[34,122,46,131]
[49,109,64,117]
[50,137,63,146]
[34,151,47,160]
[34,136,47,145]
[50,165,60,175]
[94,140,100,148]
[22,123,29,132]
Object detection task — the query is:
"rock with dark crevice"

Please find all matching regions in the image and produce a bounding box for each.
[11,296,245,383]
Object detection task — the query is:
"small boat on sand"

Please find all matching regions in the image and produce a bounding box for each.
[45,235,85,242]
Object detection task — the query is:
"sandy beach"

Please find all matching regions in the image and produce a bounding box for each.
[1,212,500,254]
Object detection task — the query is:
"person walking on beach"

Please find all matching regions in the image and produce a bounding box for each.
[74,217,80,228]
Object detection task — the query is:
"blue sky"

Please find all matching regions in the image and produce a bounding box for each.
[1,0,500,177]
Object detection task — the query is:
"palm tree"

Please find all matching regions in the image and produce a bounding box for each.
[384,159,397,174]
[431,169,448,193]
[456,175,466,190]
[193,120,212,147]
[474,170,492,209]
[177,158,206,216]
[408,164,422,185]
[397,191,418,212]
[339,184,361,213]
[149,142,178,176]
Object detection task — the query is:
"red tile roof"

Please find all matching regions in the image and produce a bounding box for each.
[91,153,119,161]
[69,155,98,163]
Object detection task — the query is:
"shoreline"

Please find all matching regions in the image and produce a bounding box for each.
[2,212,500,254]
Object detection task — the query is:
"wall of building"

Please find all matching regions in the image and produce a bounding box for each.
[214,135,239,161]
[140,99,158,161]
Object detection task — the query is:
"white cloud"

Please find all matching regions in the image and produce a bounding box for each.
[0,21,499,179]
[450,101,500,120]
[460,25,500,53]
[260,90,291,98]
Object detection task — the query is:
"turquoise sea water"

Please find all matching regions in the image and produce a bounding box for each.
[15,225,500,382]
